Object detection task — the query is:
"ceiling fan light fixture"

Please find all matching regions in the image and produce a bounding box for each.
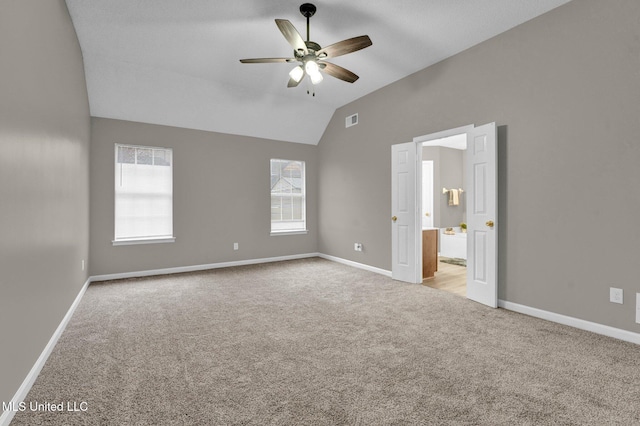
[310,69,323,85]
[304,59,323,85]
[304,59,319,75]
[289,65,304,82]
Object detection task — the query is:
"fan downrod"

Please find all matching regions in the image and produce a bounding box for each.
[299,3,317,43]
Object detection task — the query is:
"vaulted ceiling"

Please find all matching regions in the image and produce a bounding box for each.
[66,0,571,145]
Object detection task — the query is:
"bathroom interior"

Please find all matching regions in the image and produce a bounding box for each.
[421,134,467,296]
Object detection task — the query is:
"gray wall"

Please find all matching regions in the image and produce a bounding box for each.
[0,0,90,409]
[318,0,640,333]
[90,118,318,276]
[423,146,465,228]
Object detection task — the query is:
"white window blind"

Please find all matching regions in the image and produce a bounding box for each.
[270,159,306,233]
[114,144,173,243]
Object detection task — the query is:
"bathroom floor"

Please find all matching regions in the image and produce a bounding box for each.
[422,258,466,297]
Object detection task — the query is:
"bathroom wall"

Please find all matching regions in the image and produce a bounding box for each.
[422,146,465,228]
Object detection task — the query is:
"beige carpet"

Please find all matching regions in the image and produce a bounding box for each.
[10,258,640,425]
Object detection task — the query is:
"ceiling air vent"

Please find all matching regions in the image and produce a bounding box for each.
[345,113,358,128]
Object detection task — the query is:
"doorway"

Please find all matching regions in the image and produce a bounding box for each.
[391,123,498,307]
[420,134,468,297]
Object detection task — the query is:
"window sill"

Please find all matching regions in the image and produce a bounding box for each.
[270,230,308,236]
[112,237,176,246]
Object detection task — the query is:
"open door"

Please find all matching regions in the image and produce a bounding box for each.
[422,161,434,229]
[466,123,498,307]
[391,142,420,283]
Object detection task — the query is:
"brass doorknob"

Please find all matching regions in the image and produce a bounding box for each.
[425,212,430,217]
[392,216,398,223]
[486,220,494,228]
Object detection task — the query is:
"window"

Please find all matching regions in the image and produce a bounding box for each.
[270,159,306,234]
[114,144,174,245]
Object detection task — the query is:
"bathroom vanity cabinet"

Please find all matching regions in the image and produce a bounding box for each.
[422,229,438,279]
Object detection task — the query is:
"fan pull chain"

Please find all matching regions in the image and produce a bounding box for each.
[306,79,314,97]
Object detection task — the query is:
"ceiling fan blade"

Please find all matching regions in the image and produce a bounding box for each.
[316,35,372,59]
[321,62,359,83]
[275,19,308,55]
[239,58,297,64]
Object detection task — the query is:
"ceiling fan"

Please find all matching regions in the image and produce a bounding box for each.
[239,3,372,94]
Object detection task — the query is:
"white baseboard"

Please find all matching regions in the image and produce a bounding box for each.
[90,253,321,282]
[317,253,392,277]
[499,300,640,345]
[0,277,92,426]
[90,252,391,283]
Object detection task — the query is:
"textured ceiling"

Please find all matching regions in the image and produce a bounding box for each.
[66,0,571,145]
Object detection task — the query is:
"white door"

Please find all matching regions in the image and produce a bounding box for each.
[466,123,498,307]
[391,142,420,283]
[422,161,434,229]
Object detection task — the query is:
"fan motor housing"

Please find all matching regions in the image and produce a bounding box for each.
[305,41,321,52]
[294,41,321,59]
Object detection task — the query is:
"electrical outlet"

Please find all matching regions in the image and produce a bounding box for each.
[609,287,623,304]
[636,293,640,324]
[354,243,363,252]
[233,243,239,251]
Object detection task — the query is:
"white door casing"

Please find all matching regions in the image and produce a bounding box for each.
[391,142,421,283]
[466,122,498,307]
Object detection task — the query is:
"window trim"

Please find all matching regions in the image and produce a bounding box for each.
[270,230,309,237]
[112,236,176,246]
